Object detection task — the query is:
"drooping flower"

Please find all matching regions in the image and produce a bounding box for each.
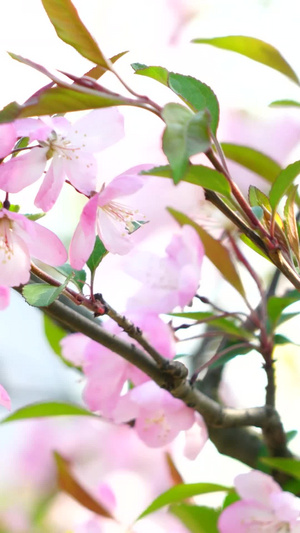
[0,208,67,287]
[61,314,175,418]
[69,166,149,267]
[125,224,204,314]
[112,381,197,448]
[0,108,125,211]
[218,470,300,532]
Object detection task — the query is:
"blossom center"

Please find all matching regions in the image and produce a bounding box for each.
[45,132,81,160]
[101,201,148,234]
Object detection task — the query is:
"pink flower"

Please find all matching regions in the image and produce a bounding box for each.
[218,470,300,532]
[61,314,175,418]
[0,384,11,410]
[0,123,17,158]
[0,208,67,287]
[112,381,196,447]
[125,224,204,314]
[0,108,124,211]
[0,286,10,309]
[69,166,149,266]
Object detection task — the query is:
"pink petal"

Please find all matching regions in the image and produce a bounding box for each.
[0,123,17,158]
[60,333,90,367]
[69,194,99,270]
[14,215,67,266]
[184,413,208,460]
[96,208,132,255]
[68,108,125,152]
[0,147,47,193]
[218,500,274,533]
[14,117,52,142]
[270,491,300,523]
[235,471,281,506]
[35,157,65,211]
[97,166,150,206]
[63,152,97,195]
[0,229,30,287]
[0,286,10,310]
[0,384,11,410]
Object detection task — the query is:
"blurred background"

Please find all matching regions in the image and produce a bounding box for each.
[1,0,300,530]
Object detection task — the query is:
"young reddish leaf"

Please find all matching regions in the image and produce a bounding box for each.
[192,36,299,85]
[142,164,231,198]
[165,452,185,487]
[284,185,300,265]
[221,143,281,184]
[85,51,128,80]
[269,160,300,211]
[54,453,114,518]
[169,209,246,297]
[41,0,108,66]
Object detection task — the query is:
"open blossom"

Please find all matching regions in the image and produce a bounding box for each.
[61,314,175,418]
[0,208,67,287]
[125,224,204,314]
[112,381,206,449]
[0,108,124,211]
[69,166,150,267]
[218,470,300,532]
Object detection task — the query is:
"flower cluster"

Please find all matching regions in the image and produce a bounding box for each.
[219,470,300,532]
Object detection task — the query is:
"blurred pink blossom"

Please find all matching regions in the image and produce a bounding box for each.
[0,384,10,410]
[0,123,17,158]
[0,208,67,287]
[69,166,150,265]
[218,470,300,532]
[0,286,9,310]
[0,109,124,211]
[61,314,174,418]
[113,381,202,448]
[125,224,204,313]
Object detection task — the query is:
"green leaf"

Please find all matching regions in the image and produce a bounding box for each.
[222,490,240,509]
[168,73,219,134]
[132,65,219,133]
[137,483,229,520]
[248,186,271,210]
[170,311,252,339]
[169,208,246,297]
[162,104,211,184]
[221,143,281,184]
[260,457,300,480]
[170,504,220,533]
[86,236,108,273]
[22,275,71,307]
[209,341,253,369]
[142,164,231,198]
[41,0,108,66]
[274,334,294,345]
[56,264,86,291]
[132,63,169,85]
[1,402,94,423]
[239,234,271,262]
[284,185,300,265]
[25,212,46,221]
[269,161,300,211]
[55,453,114,518]
[192,35,299,85]
[267,294,300,325]
[12,136,29,156]
[278,312,300,326]
[270,99,300,108]
[43,315,67,357]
